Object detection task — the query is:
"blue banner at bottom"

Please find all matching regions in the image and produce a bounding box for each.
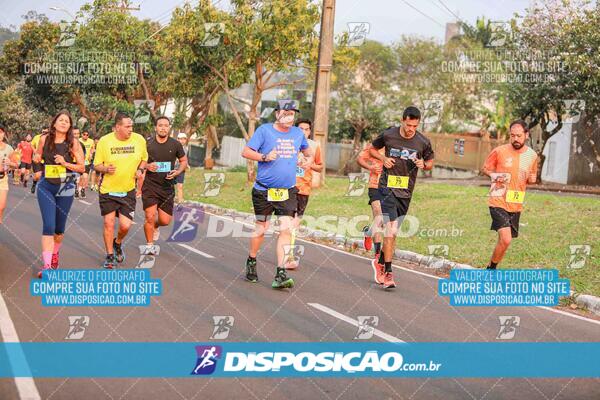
[1,342,599,378]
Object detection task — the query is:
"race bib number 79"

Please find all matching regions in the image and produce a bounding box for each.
[267,188,289,202]
[387,175,409,189]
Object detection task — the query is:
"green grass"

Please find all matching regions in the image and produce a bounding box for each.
[186,169,600,297]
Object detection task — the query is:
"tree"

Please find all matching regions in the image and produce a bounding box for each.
[329,40,391,174]
[506,0,600,178]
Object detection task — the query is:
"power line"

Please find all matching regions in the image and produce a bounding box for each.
[400,0,445,27]
[438,0,463,23]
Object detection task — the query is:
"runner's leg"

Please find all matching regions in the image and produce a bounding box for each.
[490,227,512,267]
[144,204,158,244]
[103,212,117,255]
[0,189,7,224]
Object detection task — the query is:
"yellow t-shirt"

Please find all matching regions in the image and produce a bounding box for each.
[79,137,95,163]
[94,132,148,194]
[31,134,42,150]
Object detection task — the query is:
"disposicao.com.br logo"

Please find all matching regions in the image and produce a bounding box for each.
[191,345,442,376]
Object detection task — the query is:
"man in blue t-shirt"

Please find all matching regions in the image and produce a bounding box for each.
[241,100,314,289]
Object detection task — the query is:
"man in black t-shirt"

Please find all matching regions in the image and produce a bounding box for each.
[142,116,188,254]
[370,106,435,289]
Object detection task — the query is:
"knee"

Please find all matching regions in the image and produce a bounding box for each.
[499,234,512,247]
[104,218,115,231]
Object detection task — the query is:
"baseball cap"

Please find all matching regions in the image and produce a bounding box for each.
[177,132,187,139]
[274,99,300,113]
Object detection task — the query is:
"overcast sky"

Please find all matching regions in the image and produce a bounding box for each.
[0,0,531,43]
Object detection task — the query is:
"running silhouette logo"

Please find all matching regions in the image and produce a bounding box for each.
[355,316,378,340]
[211,316,234,339]
[167,205,205,242]
[191,345,222,375]
[496,316,520,340]
[200,173,225,197]
[345,173,369,197]
[57,173,78,197]
[65,316,89,340]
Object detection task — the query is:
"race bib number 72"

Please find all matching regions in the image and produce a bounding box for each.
[506,190,525,204]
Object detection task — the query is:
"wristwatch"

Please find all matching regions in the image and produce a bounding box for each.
[261,154,267,162]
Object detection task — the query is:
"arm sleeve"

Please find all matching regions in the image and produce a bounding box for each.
[176,142,186,159]
[371,133,385,149]
[300,134,309,151]
[422,140,434,161]
[94,140,106,165]
[247,127,264,152]
[483,148,498,171]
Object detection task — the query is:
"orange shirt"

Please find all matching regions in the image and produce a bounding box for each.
[484,144,538,213]
[357,145,384,189]
[295,139,323,196]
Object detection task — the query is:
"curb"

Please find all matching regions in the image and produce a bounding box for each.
[186,200,600,317]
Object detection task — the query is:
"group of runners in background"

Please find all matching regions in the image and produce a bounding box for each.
[0,101,538,290]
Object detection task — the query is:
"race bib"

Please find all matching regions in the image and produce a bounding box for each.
[296,166,305,177]
[109,191,127,197]
[44,165,66,179]
[155,161,171,173]
[387,175,409,189]
[267,188,289,202]
[506,190,525,204]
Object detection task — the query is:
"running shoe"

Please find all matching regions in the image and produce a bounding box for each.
[30,181,36,194]
[362,225,372,251]
[272,267,294,289]
[245,257,258,282]
[37,266,50,279]
[383,271,396,289]
[74,188,79,198]
[486,265,497,270]
[113,239,125,263]
[103,254,116,269]
[80,188,86,198]
[51,253,59,270]
[371,256,385,284]
[153,227,160,242]
[142,244,158,256]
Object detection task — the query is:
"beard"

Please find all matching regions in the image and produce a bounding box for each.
[156,131,169,138]
[511,141,524,150]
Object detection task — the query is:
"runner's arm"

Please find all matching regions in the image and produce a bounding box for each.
[300,146,314,168]
[242,146,265,162]
[62,139,85,174]
[311,145,323,172]
[481,149,498,177]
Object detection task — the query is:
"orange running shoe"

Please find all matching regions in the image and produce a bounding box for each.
[371,256,385,284]
[383,271,396,289]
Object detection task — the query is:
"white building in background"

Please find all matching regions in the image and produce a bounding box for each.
[541,121,571,184]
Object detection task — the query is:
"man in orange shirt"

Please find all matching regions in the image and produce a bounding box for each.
[482,120,538,270]
[357,141,385,283]
[287,119,323,269]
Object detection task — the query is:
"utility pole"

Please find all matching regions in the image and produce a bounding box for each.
[312,0,335,186]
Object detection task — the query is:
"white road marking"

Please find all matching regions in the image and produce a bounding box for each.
[204,210,600,328]
[177,243,215,259]
[308,303,405,343]
[78,200,92,205]
[0,293,41,400]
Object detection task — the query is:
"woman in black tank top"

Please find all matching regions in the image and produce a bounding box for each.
[34,111,85,278]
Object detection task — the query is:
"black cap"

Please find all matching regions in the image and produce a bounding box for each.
[274,99,300,113]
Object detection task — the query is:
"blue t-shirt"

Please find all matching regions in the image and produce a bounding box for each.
[247,123,308,190]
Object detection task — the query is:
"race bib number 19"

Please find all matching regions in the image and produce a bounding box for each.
[267,188,289,202]
[506,190,525,204]
[387,175,409,189]
[45,165,66,179]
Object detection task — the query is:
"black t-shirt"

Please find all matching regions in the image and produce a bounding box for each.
[144,136,185,189]
[371,127,434,198]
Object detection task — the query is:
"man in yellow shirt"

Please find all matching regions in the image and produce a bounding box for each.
[78,130,95,198]
[93,113,148,269]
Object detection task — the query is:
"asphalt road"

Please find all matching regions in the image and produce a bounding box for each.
[1,184,599,400]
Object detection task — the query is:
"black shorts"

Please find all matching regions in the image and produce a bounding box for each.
[252,187,298,222]
[380,188,411,222]
[19,162,32,170]
[99,189,137,220]
[295,193,309,217]
[84,164,92,174]
[489,207,521,238]
[368,188,382,205]
[142,183,175,216]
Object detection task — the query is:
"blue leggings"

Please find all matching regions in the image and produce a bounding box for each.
[36,178,75,235]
